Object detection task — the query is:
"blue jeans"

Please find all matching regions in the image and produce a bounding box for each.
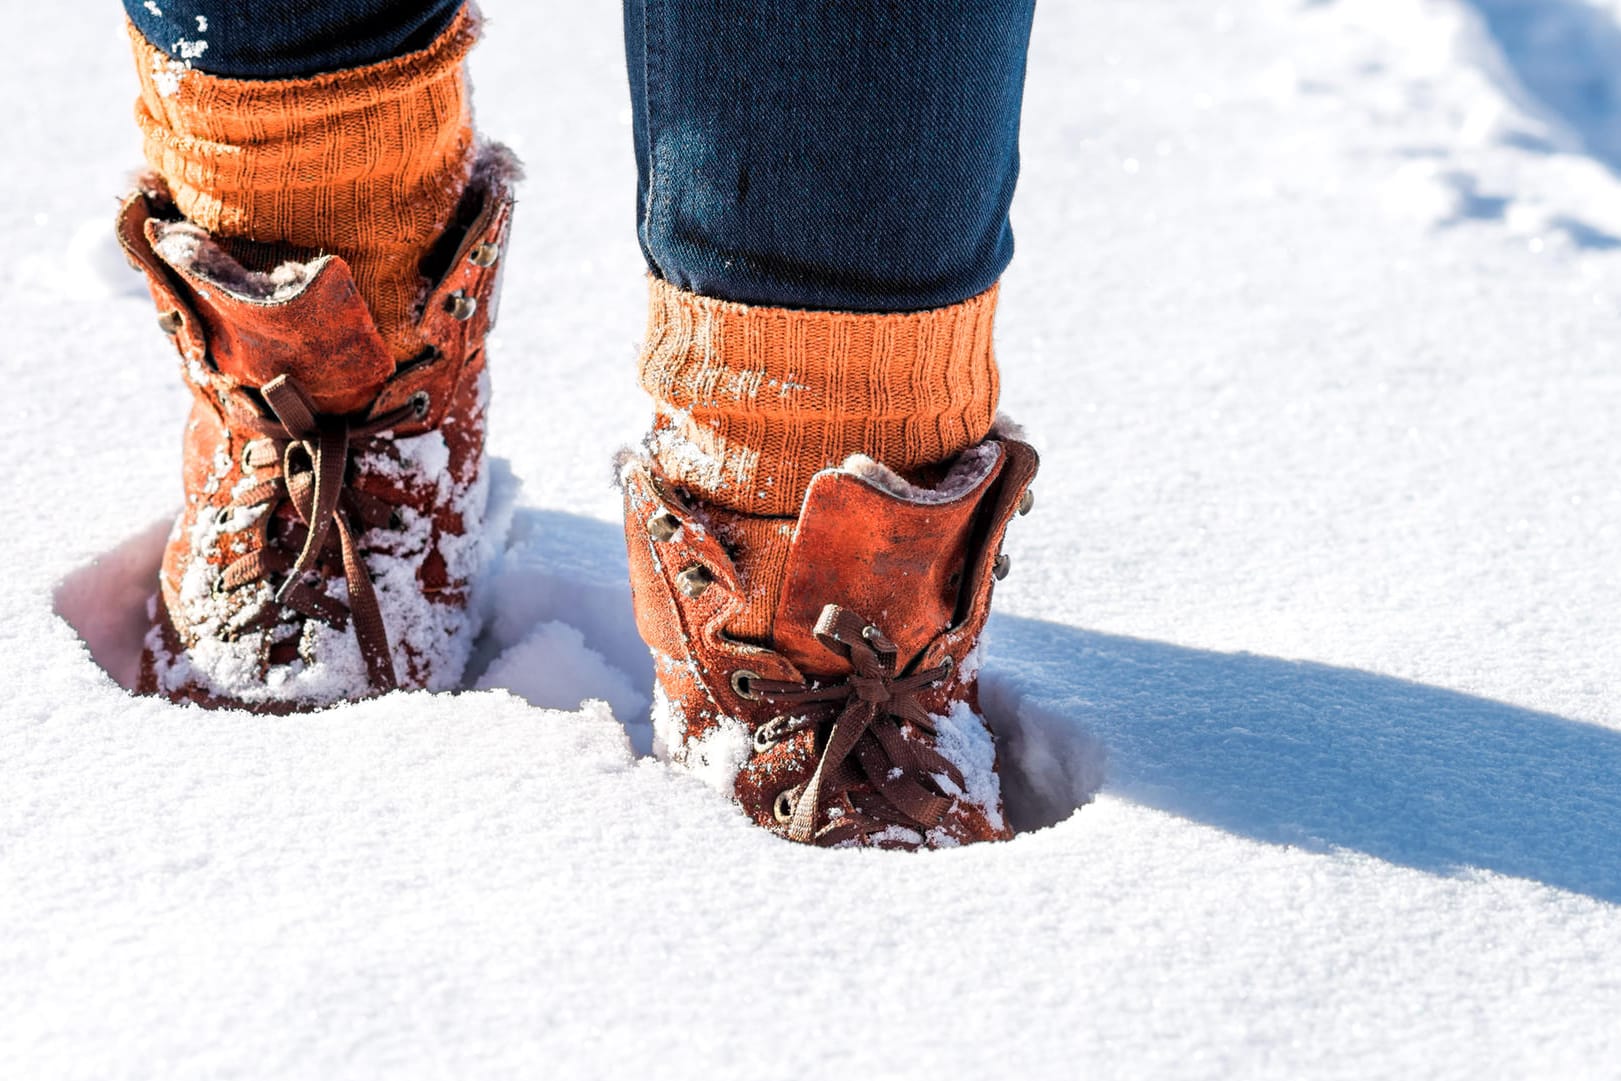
[124,1,464,82]
[125,0,1036,312]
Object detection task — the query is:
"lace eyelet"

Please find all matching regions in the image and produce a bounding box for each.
[646,512,681,543]
[752,716,787,754]
[731,669,761,701]
[409,390,431,419]
[772,790,796,824]
[447,291,477,321]
[676,565,713,598]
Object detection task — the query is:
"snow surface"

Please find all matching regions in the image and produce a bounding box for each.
[5,0,1621,1077]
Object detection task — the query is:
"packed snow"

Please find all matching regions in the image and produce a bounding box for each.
[4,0,1620,1077]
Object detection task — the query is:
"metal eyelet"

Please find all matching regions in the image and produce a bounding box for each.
[731,669,762,701]
[676,565,713,598]
[1018,488,1035,515]
[468,242,500,268]
[214,505,234,527]
[447,291,478,321]
[772,790,796,823]
[239,439,261,472]
[156,309,183,335]
[409,390,431,419]
[752,718,785,754]
[993,553,1012,581]
[646,512,681,543]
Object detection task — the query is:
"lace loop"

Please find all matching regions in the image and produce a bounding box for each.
[747,604,961,845]
[212,374,419,692]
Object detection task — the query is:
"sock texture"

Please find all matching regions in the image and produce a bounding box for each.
[130,8,478,363]
[638,277,1001,518]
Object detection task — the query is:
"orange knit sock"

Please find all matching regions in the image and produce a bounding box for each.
[637,278,1002,644]
[129,9,478,364]
[638,277,1002,518]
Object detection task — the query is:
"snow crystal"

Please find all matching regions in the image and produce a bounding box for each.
[648,673,685,762]
[927,698,1006,836]
[649,678,750,792]
[149,52,185,98]
[860,824,925,849]
[647,406,759,497]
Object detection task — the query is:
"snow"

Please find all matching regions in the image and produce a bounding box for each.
[5,0,1621,1077]
[475,618,647,725]
[927,697,1008,840]
[145,373,496,707]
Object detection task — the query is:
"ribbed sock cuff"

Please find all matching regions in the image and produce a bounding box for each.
[129,6,479,362]
[637,277,1002,517]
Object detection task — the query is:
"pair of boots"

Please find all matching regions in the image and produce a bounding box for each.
[121,23,1037,851]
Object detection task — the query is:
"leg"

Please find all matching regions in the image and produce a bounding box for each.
[124,0,463,79]
[126,0,476,362]
[121,2,519,709]
[620,0,1040,848]
[623,0,1033,312]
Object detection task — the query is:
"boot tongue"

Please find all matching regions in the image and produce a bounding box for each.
[145,219,396,415]
[766,444,1007,676]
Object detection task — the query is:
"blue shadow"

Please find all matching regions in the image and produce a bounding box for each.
[989,614,1621,904]
[60,503,1620,903]
[1468,0,1621,172]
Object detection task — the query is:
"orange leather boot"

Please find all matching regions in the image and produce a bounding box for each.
[623,281,1037,847]
[124,146,518,710]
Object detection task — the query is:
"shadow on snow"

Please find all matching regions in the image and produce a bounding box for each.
[53,505,1621,902]
[1468,0,1621,174]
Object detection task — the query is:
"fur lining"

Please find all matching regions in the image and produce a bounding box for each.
[471,137,525,189]
[148,221,321,303]
[611,446,641,490]
[840,441,1003,505]
[988,413,1027,442]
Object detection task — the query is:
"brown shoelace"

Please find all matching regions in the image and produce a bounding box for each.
[214,374,419,691]
[745,605,965,845]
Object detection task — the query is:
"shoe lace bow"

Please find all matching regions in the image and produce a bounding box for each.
[745,604,965,845]
[215,373,418,690]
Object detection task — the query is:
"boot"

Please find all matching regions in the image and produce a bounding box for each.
[123,145,519,710]
[623,421,1036,848]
